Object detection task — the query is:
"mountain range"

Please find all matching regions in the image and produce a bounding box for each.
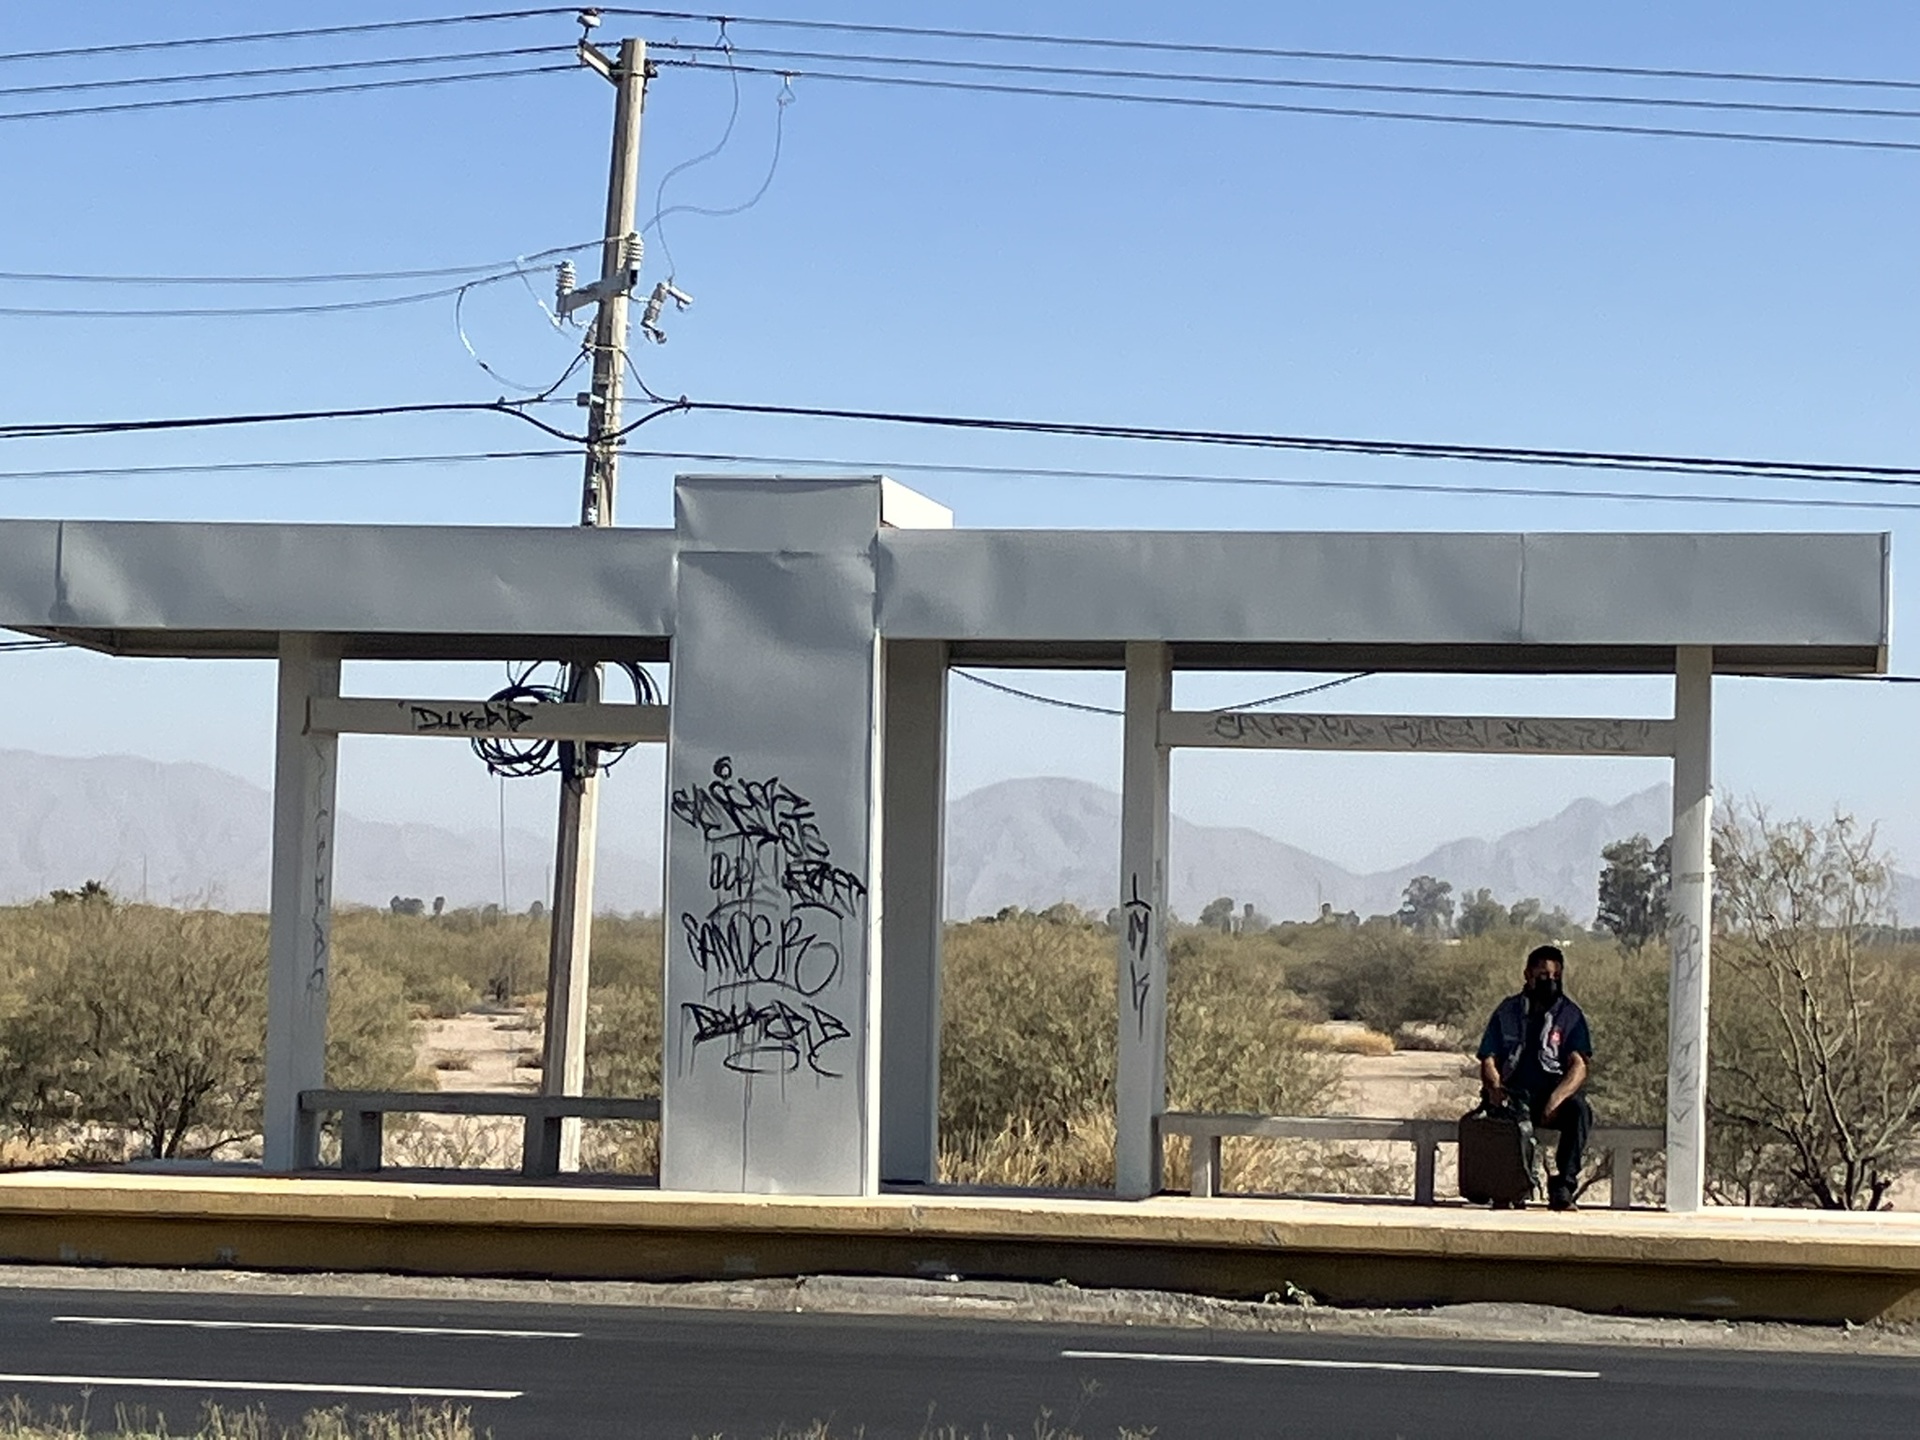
[5,749,1910,924]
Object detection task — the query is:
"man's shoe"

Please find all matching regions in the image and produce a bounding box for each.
[1549,1181,1577,1212]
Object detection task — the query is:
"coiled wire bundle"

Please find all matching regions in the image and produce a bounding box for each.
[469,659,661,785]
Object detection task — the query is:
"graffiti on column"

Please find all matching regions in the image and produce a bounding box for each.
[1666,910,1705,1138]
[670,756,864,1078]
[308,741,333,997]
[1123,872,1154,1039]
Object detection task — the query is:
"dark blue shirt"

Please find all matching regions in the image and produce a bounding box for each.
[1477,993,1592,1095]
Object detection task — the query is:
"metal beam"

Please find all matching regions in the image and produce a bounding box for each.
[1161,709,1673,757]
[307,697,667,743]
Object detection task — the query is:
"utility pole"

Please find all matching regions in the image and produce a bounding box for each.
[539,26,649,1173]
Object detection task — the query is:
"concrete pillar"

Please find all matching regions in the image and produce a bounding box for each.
[879,639,949,1185]
[263,633,340,1172]
[660,476,949,1195]
[1116,641,1172,1198]
[1665,646,1714,1212]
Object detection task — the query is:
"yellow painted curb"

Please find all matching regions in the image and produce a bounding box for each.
[2,1172,1918,1324]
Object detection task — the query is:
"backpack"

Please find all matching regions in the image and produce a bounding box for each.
[1458,1098,1536,1205]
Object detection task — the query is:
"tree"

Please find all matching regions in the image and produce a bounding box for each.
[1708,806,1920,1210]
[1456,888,1508,938]
[1198,896,1236,933]
[50,879,111,906]
[1395,876,1454,935]
[1597,835,1669,948]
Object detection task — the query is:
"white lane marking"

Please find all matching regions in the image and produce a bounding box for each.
[0,1373,519,1400]
[54,1315,578,1339]
[1061,1349,1601,1380]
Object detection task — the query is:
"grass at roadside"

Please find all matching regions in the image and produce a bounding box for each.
[0,1400,477,1439]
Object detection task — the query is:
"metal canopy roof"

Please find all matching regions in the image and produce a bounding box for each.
[0,514,1889,674]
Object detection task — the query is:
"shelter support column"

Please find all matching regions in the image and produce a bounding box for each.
[263,633,341,1172]
[1666,646,1714,1212]
[879,639,949,1184]
[1116,641,1172,1198]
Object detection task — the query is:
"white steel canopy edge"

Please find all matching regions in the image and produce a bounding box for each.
[0,514,1890,673]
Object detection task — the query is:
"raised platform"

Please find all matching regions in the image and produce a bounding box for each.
[2,1171,1918,1325]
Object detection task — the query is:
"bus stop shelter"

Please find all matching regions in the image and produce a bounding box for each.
[0,476,1891,1210]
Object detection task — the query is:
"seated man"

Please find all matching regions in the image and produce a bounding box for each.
[1476,943,1593,1211]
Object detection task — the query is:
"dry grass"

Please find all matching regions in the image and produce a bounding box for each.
[1300,1022,1397,1057]
[0,1400,478,1440]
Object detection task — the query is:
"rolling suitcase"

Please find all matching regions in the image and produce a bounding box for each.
[1458,1101,1536,1206]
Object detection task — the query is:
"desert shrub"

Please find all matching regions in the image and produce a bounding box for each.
[0,900,417,1157]
[941,915,1114,1155]
[584,982,662,1097]
[0,903,267,1157]
[939,913,1339,1187]
[327,948,422,1094]
[1706,807,1920,1209]
[1285,924,1506,1036]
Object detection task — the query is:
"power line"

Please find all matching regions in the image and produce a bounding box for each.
[658,58,1920,156]
[611,10,1920,97]
[954,669,1373,717]
[0,44,571,102]
[623,448,1920,513]
[0,10,576,67]
[0,450,574,483]
[0,396,682,446]
[673,43,1920,126]
[0,62,575,125]
[0,239,605,288]
[10,393,1920,498]
[0,270,526,319]
[630,401,1920,487]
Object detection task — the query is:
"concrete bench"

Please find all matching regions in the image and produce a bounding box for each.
[298,1090,660,1178]
[1158,1112,1665,1210]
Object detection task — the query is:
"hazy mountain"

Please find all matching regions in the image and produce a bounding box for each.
[948,775,1676,923]
[5,750,1914,925]
[0,749,660,913]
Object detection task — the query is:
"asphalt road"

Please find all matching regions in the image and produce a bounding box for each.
[1,1286,1918,1438]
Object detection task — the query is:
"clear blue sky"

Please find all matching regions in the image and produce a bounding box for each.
[5,2,1919,894]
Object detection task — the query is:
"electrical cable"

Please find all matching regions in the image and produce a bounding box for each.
[0,10,578,67]
[645,22,743,282]
[13,394,1920,498]
[0,44,573,103]
[656,58,1920,156]
[618,448,1920,512]
[953,669,1373,717]
[0,638,66,652]
[666,42,1920,126]
[644,71,794,235]
[470,659,663,784]
[0,264,545,318]
[617,401,1920,487]
[0,450,575,483]
[0,400,565,442]
[0,238,606,287]
[608,10,1920,97]
[0,61,575,125]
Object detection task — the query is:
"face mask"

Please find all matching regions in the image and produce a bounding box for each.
[1529,975,1562,1009]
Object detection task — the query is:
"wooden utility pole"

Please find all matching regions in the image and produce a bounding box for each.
[538,32,648,1173]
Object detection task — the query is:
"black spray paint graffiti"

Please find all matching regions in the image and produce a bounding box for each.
[307,743,333,997]
[1123,872,1153,1039]
[671,756,866,1077]
[408,701,533,735]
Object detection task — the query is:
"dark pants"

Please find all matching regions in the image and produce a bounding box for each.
[1510,1086,1592,1191]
